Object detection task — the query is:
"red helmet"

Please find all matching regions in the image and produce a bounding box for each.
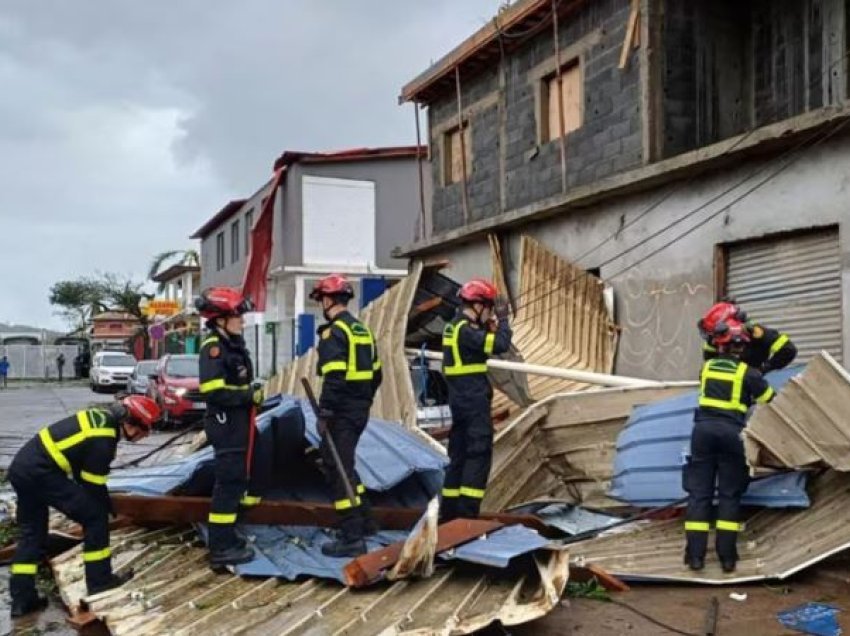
[458,278,498,305]
[713,319,750,347]
[195,287,254,319]
[121,395,161,430]
[309,274,354,301]
[698,302,747,337]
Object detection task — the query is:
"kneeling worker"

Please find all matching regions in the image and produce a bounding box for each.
[440,278,512,521]
[311,274,382,558]
[9,395,159,617]
[684,320,775,573]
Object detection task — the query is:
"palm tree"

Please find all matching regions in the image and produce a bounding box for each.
[148,250,200,293]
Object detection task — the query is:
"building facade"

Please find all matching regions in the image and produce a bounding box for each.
[192,147,428,376]
[398,0,850,380]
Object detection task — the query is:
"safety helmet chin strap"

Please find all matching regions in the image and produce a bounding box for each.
[464,302,489,327]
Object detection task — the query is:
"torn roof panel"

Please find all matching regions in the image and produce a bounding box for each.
[744,352,850,473]
[440,525,552,568]
[609,365,810,508]
[571,470,850,585]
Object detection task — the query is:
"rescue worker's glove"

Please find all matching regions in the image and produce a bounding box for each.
[251,382,265,407]
[494,295,510,321]
[759,362,773,375]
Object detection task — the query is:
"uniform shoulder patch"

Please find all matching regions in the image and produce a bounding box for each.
[209,346,221,358]
[752,325,764,339]
[321,329,332,340]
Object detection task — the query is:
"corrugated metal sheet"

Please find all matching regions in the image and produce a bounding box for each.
[744,352,850,473]
[491,236,619,413]
[52,526,571,635]
[726,228,842,362]
[485,384,694,511]
[570,470,850,584]
[609,366,810,508]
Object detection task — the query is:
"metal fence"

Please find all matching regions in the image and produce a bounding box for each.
[0,345,83,379]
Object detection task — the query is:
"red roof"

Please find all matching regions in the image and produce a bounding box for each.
[190,199,247,240]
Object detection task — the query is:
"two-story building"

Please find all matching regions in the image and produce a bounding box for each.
[398,0,850,379]
[192,146,428,376]
[149,263,203,355]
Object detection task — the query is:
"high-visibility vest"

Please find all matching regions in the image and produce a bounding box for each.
[320,319,380,381]
[442,319,494,377]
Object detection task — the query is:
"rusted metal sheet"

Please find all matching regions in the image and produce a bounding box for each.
[570,470,850,584]
[744,352,850,474]
[55,526,570,635]
[345,517,503,588]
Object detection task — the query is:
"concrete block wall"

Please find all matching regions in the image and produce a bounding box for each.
[429,0,642,234]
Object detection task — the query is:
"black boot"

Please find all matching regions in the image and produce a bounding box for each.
[10,595,47,618]
[88,569,134,596]
[209,544,255,568]
[321,536,367,558]
[721,559,737,573]
[684,552,704,571]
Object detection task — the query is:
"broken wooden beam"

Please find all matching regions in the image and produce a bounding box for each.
[343,518,503,587]
[109,494,549,533]
[569,563,630,592]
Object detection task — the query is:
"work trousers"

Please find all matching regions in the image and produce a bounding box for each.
[205,408,253,553]
[441,397,493,520]
[321,407,370,541]
[684,417,750,562]
[8,464,111,601]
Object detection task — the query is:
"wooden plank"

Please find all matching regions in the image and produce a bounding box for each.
[619,0,640,70]
[343,519,503,587]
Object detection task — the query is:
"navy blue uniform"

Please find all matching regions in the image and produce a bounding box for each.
[703,323,796,373]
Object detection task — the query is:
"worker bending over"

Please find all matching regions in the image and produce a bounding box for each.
[311,274,382,558]
[698,300,796,373]
[197,287,264,568]
[440,278,512,521]
[8,396,159,617]
[684,319,775,573]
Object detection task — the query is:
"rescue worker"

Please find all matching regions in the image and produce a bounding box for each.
[684,319,775,573]
[8,395,159,617]
[196,287,264,568]
[698,300,796,373]
[310,274,382,558]
[440,278,512,522]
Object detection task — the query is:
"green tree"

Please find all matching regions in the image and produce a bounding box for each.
[100,273,154,356]
[148,249,200,293]
[48,279,107,331]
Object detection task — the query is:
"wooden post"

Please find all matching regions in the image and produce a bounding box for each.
[496,18,508,213]
[413,102,427,239]
[455,66,471,224]
[639,0,665,163]
[552,0,568,193]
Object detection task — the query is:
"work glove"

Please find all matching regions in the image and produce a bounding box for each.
[759,362,773,375]
[251,382,265,407]
[494,295,510,321]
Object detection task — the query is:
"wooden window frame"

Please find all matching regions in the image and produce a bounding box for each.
[538,59,584,144]
[442,122,472,186]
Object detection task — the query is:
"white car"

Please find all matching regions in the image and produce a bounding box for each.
[90,351,137,393]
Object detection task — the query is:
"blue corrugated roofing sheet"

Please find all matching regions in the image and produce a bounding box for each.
[440,525,552,568]
[609,366,810,508]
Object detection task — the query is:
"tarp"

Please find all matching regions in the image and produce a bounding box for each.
[609,366,810,508]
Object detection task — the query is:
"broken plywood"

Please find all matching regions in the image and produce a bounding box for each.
[484,384,694,512]
[570,470,850,585]
[491,236,618,413]
[266,262,423,431]
[54,526,570,636]
[744,352,850,474]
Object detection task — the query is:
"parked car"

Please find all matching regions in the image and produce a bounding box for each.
[90,351,137,393]
[147,354,204,426]
[127,359,160,395]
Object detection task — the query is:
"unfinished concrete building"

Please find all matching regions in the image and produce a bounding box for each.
[399,0,850,379]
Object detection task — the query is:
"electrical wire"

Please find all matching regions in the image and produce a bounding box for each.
[603,598,702,636]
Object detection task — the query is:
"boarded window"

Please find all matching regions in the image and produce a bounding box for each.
[543,62,582,142]
[215,232,225,271]
[230,219,240,264]
[444,124,472,184]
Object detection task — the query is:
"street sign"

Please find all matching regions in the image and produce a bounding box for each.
[143,299,181,317]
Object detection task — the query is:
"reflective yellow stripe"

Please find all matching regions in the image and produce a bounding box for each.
[756,386,775,404]
[39,429,72,476]
[55,431,87,451]
[80,471,108,486]
[702,343,717,353]
[240,495,262,506]
[11,563,38,575]
[442,320,489,376]
[208,512,237,524]
[199,378,249,393]
[333,320,375,381]
[334,497,361,511]
[320,361,347,375]
[373,359,382,371]
[40,410,117,476]
[86,428,117,439]
[699,360,749,413]
[83,548,111,563]
[685,521,710,532]
[356,484,366,494]
[483,332,495,355]
[459,486,485,499]
[716,520,741,532]
[202,336,220,348]
[442,488,460,498]
[769,333,790,356]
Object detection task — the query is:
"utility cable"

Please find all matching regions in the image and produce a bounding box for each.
[602,598,702,636]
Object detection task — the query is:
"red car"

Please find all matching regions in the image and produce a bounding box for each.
[147,354,205,427]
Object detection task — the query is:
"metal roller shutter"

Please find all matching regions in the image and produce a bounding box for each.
[726,228,842,363]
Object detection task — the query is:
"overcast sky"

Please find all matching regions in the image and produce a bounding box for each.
[0,0,500,330]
